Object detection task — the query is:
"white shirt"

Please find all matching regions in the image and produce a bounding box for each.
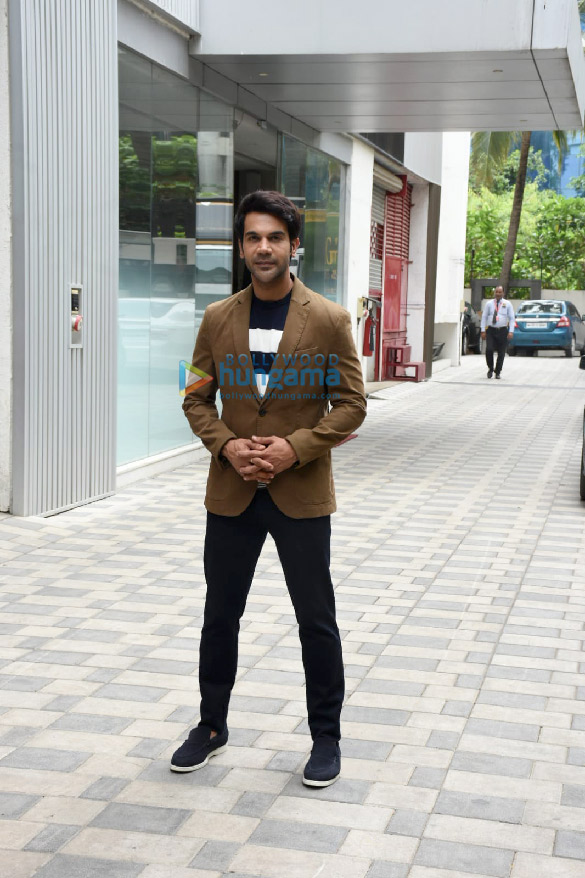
[481,298,515,333]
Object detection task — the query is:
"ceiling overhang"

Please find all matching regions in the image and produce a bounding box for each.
[190,0,585,134]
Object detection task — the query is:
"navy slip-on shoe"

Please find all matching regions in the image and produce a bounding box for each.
[302,738,341,787]
[170,725,228,773]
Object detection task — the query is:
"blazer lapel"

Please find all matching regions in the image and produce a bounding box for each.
[231,285,260,402]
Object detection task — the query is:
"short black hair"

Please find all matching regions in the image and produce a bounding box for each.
[234,190,301,244]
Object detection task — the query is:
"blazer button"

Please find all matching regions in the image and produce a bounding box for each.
[258,409,267,417]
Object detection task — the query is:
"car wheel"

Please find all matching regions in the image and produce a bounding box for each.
[461,330,469,356]
[565,335,576,358]
[508,347,516,357]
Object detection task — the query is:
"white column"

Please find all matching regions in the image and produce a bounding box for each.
[343,138,374,382]
[0,0,12,512]
[435,132,471,365]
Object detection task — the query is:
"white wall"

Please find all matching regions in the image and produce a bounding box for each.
[434,132,470,363]
[198,0,536,55]
[343,138,374,380]
[407,181,430,363]
[0,0,11,512]
[404,132,443,185]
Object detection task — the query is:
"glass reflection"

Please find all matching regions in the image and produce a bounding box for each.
[118,49,233,465]
[280,135,343,303]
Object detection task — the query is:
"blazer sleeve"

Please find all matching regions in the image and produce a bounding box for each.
[285,310,367,468]
[182,309,236,465]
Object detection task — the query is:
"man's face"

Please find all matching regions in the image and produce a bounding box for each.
[495,286,504,301]
[239,212,299,286]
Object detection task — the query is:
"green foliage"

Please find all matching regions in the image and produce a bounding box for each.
[466,182,585,291]
[486,148,551,194]
[470,132,520,189]
[570,142,585,196]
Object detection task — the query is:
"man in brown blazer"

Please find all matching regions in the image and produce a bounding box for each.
[171,191,366,786]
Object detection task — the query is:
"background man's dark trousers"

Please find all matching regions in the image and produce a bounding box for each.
[485,326,509,375]
[198,489,345,741]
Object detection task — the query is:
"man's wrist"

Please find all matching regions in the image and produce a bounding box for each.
[220,438,236,461]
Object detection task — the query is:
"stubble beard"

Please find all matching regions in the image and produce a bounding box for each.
[249,258,289,287]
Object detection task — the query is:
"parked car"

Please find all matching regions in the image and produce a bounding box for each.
[462,301,482,355]
[509,300,585,357]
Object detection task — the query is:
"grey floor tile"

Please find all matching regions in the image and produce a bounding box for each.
[34,855,144,878]
[50,713,132,735]
[265,751,304,772]
[561,785,585,808]
[231,792,276,818]
[385,809,428,837]
[165,705,199,724]
[90,802,190,835]
[415,838,513,877]
[555,830,585,860]
[24,823,80,852]
[80,777,130,801]
[93,683,169,702]
[249,818,347,853]
[367,864,409,878]
[409,768,447,789]
[434,790,524,824]
[0,791,40,818]
[280,776,370,804]
[190,840,240,871]
[450,751,532,778]
[43,695,83,712]
[138,760,230,786]
[0,747,89,772]
[341,739,393,761]
[127,738,169,759]
[0,725,38,745]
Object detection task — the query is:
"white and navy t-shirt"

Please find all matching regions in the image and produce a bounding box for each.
[249,291,291,397]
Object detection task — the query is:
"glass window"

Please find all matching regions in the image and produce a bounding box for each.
[280,135,344,303]
[118,48,233,465]
[517,301,563,315]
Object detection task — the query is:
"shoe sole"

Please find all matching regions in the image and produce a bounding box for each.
[302,772,340,788]
[170,742,228,773]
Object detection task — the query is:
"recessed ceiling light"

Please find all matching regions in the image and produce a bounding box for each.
[258,72,269,77]
[492,69,504,73]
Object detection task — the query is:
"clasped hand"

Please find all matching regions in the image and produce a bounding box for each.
[223,436,298,484]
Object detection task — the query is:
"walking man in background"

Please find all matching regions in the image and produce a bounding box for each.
[172,191,366,787]
[481,285,515,379]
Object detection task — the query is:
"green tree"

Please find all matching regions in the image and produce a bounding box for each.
[466,183,585,291]
[470,129,568,293]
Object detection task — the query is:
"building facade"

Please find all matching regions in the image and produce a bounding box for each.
[2,0,584,516]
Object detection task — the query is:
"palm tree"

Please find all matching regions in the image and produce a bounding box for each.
[470,129,568,294]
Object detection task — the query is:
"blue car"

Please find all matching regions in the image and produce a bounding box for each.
[509,300,585,358]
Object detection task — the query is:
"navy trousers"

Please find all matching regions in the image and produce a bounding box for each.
[198,489,344,741]
[486,326,509,374]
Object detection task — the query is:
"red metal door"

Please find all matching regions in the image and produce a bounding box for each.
[380,178,411,379]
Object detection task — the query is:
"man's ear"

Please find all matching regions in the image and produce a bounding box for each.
[238,239,245,259]
[290,237,300,257]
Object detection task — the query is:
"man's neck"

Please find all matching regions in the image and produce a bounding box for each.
[252,274,293,302]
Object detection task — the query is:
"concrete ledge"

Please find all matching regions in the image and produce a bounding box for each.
[117,441,207,488]
[431,358,452,374]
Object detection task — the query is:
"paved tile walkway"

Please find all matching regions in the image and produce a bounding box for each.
[1,352,585,878]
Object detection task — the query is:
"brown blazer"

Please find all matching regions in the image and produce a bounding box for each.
[182,277,367,518]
